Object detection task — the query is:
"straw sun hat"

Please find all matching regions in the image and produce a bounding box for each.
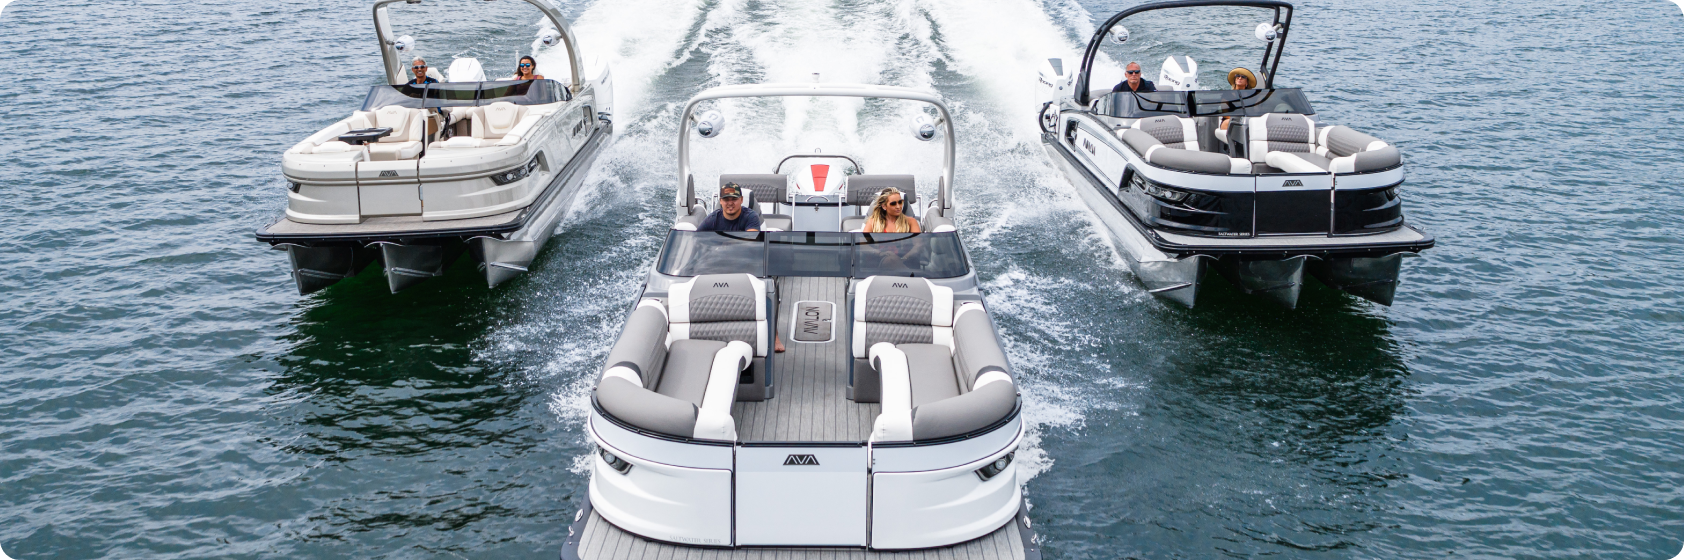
[1227,67,1258,88]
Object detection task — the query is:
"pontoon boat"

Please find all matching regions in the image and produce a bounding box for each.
[256,0,614,294]
[1036,0,1433,308]
[563,83,1039,559]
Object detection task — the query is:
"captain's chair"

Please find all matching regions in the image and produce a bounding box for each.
[842,175,917,232]
[720,174,792,232]
[343,105,425,161]
[432,101,541,149]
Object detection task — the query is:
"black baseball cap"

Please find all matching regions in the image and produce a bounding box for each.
[720,183,743,199]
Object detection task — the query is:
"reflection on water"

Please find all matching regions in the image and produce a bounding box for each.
[1032,280,1413,558]
[257,260,587,556]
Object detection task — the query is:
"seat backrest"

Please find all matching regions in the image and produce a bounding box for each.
[845,175,917,209]
[480,102,526,139]
[721,174,787,210]
[1246,113,1317,163]
[371,105,421,143]
[1133,115,1198,151]
[669,273,768,356]
[851,276,954,359]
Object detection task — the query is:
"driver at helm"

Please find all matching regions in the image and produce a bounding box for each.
[1111,61,1156,93]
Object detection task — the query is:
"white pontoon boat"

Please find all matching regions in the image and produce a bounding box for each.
[562,83,1039,559]
[256,0,614,294]
[1036,0,1433,308]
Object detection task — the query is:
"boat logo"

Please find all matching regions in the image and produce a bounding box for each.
[380,170,399,177]
[713,282,730,288]
[891,282,909,288]
[1081,138,1097,154]
[572,119,584,136]
[1283,180,1303,187]
[783,454,820,466]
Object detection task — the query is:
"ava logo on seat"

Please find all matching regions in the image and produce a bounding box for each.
[713,282,730,288]
[380,170,399,177]
[783,454,820,466]
[891,282,909,288]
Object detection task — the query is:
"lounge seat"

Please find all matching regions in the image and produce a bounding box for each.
[594,273,771,439]
[428,101,544,149]
[850,277,1017,442]
[357,105,425,161]
[1316,125,1402,173]
[1121,128,1250,175]
[1245,112,1321,173]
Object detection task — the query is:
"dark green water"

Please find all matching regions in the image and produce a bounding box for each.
[1,0,1681,558]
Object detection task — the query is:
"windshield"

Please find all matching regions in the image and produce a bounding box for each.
[361,80,568,111]
[656,231,970,279]
[361,84,426,111]
[1190,88,1314,117]
[1096,90,1190,118]
[1096,88,1313,118]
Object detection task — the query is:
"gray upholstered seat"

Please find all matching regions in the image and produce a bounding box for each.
[848,274,1017,440]
[1315,125,1402,173]
[849,276,1018,442]
[594,273,772,440]
[1248,113,1330,174]
[1121,127,1249,175]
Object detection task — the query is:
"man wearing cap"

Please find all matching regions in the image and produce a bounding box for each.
[1111,61,1156,93]
[697,183,762,232]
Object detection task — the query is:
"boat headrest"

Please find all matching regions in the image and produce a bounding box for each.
[720,174,787,204]
[846,175,916,207]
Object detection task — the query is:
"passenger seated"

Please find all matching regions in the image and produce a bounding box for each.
[509,55,545,81]
[862,187,921,233]
[1111,61,1156,93]
[408,58,439,86]
[698,183,761,232]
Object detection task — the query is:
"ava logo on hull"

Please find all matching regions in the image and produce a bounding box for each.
[783,454,820,466]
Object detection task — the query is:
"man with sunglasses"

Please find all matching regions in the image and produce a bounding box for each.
[1111,61,1156,93]
[409,58,438,86]
[697,183,762,232]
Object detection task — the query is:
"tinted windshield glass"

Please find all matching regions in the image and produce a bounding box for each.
[423,83,480,108]
[1191,88,1314,117]
[1098,91,1189,118]
[853,232,968,279]
[361,84,426,111]
[657,231,969,279]
[657,231,766,277]
[480,79,568,105]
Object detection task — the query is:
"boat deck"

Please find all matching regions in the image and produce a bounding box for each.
[732,276,878,442]
[571,511,1027,560]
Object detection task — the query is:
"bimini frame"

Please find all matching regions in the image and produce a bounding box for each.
[370,0,586,91]
[1073,0,1294,107]
[676,83,957,214]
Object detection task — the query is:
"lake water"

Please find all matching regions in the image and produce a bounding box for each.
[1,0,1682,558]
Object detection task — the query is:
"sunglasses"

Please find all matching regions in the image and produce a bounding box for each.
[1126,70,1141,75]
[721,195,742,200]
[886,200,903,206]
[413,65,427,70]
[520,63,533,67]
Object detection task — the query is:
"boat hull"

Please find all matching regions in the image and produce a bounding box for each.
[1041,127,1428,308]
[258,122,609,293]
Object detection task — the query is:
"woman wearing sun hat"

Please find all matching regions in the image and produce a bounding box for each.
[1218,67,1261,149]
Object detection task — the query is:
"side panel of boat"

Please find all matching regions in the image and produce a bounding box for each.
[588,447,733,546]
[870,421,1023,549]
[1042,123,1204,306]
[588,412,735,546]
[735,445,869,546]
[470,118,610,287]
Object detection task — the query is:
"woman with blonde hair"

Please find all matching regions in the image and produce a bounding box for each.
[862,187,921,233]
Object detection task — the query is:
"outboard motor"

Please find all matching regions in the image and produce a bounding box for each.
[447,57,487,83]
[1036,57,1074,106]
[1158,56,1199,91]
